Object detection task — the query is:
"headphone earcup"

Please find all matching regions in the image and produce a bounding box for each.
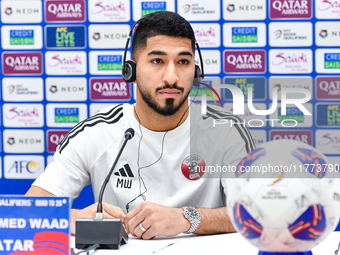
[193,65,202,87]
[122,60,136,82]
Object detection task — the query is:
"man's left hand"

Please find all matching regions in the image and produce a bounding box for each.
[125,201,190,239]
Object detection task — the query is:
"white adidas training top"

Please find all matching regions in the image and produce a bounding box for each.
[33,103,254,213]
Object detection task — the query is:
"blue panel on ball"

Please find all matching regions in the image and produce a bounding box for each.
[236,148,266,177]
[233,203,263,239]
[292,148,327,178]
[258,251,313,255]
[289,204,326,240]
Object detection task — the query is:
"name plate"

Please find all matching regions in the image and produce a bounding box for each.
[0,195,70,254]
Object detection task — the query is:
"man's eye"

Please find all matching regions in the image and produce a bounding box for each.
[179,59,189,65]
[152,59,163,64]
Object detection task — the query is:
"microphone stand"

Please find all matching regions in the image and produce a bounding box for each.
[75,129,134,250]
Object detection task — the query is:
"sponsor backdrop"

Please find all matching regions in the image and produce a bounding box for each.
[0,0,339,216]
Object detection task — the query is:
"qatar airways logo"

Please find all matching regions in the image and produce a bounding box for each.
[224,50,266,73]
[270,0,312,19]
[2,52,42,75]
[48,54,82,67]
[90,78,130,100]
[45,0,85,22]
[272,52,308,66]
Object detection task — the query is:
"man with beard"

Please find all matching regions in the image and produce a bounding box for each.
[26,11,254,239]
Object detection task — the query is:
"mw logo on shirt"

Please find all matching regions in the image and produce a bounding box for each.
[114,164,134,189]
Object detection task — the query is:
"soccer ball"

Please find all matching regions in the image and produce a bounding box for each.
[227,139,340,253]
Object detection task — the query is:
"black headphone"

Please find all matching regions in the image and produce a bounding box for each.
[121,18,205,87]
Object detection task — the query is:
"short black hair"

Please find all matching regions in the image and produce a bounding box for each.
[132,11,195,60]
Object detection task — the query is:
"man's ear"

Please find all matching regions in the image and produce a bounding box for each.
[122,60,136,83]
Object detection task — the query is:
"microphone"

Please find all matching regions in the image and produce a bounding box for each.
[75,128,135,250]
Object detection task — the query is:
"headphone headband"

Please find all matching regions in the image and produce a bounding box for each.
[122,17,204,83]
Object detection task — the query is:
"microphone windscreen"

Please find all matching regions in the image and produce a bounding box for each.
[125,128,135,139]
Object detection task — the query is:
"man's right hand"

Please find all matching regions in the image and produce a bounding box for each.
[26,186,126,235]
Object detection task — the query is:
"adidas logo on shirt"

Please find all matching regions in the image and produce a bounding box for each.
[114,164,134,189]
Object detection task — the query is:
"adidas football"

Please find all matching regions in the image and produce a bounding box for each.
[227,139,340,253]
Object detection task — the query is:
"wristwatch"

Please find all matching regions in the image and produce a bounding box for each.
[182,206,201,234]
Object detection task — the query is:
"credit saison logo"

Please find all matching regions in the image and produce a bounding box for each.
[45,0,85,22]
[141,2,166,16]
[278,107,304,123]
[270,0,312,19]
[324,53,340,69]
[9,30,34,45]
[98,55,122,71]
[46,26,85,48]
[55,108,79,123]
[232,27,257,43]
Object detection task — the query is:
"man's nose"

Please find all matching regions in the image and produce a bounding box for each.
[162,62,179,85]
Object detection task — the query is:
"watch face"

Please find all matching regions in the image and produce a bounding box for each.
[187,207,200,219]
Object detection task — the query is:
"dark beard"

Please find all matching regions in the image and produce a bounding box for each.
[138,85,190,116]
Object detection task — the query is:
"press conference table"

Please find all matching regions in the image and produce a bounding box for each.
[72,231,340,255]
